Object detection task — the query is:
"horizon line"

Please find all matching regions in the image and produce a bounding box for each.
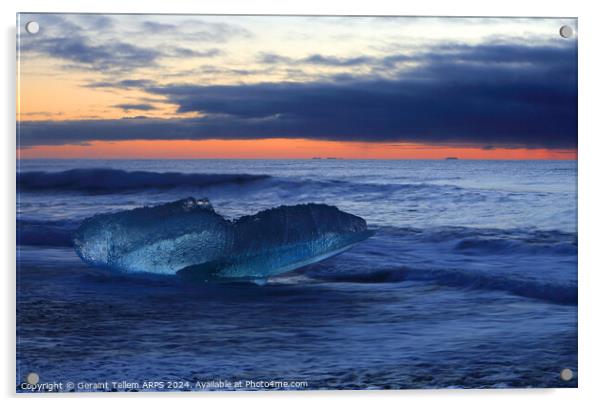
[16,157,578,161]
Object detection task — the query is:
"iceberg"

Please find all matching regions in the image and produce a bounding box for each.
[74,198,373,282]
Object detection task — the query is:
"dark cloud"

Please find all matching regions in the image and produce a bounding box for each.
[84,79,157,89]
[19,15,224,73]
[141,19,252,42]
[260,53,378,67]
[166,47,222,58]
[113,103,157,111]
[260,42,574,72]
[142,21,177,32]
[19,41,577,149]
[21,35,162,72]
[76,15,115,30]
[23,38,220,72]
[19,118,203,147]
[185,21,252,42]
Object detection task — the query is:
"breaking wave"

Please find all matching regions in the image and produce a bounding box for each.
[17,169,271,193]
[307,265,577,305]
[304,225,577,305]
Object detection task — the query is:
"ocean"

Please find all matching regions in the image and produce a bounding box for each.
[16,159,577,390]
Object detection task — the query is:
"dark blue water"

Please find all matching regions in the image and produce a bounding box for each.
[16,159,577,391]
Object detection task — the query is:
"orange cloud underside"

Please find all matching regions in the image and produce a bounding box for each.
[19,139,577,160]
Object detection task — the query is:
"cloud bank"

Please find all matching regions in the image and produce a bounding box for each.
[18,16,577,150]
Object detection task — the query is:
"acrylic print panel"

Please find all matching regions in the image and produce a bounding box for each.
[16,13,577,392]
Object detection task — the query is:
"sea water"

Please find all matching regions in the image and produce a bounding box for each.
[16,159,577,390]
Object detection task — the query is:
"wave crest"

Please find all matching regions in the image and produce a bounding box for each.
[307,265,577,305]
[17,169,270,193]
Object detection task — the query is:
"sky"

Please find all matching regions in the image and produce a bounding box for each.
[17,14,577,159]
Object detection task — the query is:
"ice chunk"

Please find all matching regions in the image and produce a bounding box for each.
[74,198,373,282]
[74,198,231,275]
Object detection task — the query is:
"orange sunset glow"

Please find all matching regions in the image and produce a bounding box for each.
[18,139,577,160]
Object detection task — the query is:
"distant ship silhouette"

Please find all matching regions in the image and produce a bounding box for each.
[445,157,459,160]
